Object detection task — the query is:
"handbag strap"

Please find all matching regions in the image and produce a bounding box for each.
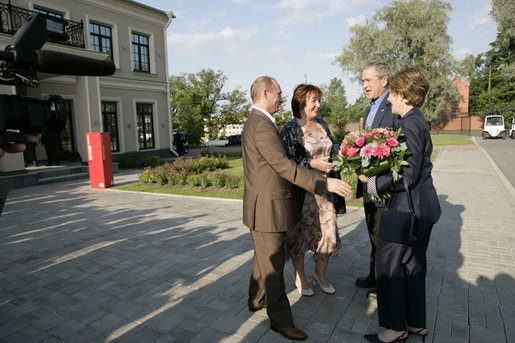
[385,177,414,213]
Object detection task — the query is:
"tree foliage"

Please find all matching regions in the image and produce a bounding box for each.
[335,0,457,123]
[318,78,349,143]
[469,0,515,119]
[169,69,250,145]
[274,98,293,133]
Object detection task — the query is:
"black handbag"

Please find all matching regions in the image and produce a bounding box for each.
[378,178,416,245]
[333,193,347,214]
[328,169,346,214]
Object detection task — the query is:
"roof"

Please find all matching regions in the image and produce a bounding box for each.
[121,0,167,15]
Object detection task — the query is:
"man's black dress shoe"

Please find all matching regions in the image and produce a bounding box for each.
[271,326,307,340]
[356,276,376,288]
[248,304,266,312]
[367,288,377,299]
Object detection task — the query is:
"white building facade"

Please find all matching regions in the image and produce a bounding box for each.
[0,0,174,173]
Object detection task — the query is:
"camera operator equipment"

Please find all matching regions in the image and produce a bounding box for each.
[0,12,115,214]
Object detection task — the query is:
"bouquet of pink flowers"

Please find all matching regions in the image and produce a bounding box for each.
[332,128,410,182]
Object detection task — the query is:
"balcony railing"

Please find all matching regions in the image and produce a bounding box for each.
[0,1,84,48]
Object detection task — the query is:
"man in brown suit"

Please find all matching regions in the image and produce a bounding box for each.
[242,76,351,340]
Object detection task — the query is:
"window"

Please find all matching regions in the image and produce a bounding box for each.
[136,103,154,149]
[34,7,64,18]
[59,100,75,153]
[452,108,459,118]
[90,22,113,60]
[131,32,150,72]
[101,102,120,152]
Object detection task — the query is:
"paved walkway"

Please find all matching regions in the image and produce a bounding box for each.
[1,141,514,343]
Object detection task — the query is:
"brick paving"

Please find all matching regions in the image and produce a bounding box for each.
[1,139,514,342]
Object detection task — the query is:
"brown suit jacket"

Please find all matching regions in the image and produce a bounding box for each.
[242,108,326,232]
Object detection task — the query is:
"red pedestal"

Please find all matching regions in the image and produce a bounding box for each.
[86,132,114,189]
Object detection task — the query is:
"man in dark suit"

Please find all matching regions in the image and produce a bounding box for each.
[242,76,351,341]
[355,62,399,297]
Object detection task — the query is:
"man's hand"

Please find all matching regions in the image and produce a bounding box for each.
[327,178,352,197]
[0,134,37,158]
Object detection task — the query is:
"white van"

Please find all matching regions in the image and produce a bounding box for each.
[510,117,515,139]
[482,115,506,139]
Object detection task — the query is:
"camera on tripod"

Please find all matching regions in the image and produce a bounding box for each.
[0,12,115,146]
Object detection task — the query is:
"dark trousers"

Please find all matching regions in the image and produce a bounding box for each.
[363,186,385,279]
[44,141,59,165]
[23,142,38,166]
[376,223,433,331]
[248,230,293,328]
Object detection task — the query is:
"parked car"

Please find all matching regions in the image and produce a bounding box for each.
[482,115,506,139]
[510,117,515,139]
[226,134,242,146]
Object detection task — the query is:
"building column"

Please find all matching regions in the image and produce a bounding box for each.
[75,76,102,161]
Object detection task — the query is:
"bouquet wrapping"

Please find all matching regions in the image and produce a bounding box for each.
[332,128,410,182]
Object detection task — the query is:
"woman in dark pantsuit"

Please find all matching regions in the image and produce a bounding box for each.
[361,66,441,343]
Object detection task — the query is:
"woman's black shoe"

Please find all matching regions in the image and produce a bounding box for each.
[364,331,407,343]
[409,328,428,342]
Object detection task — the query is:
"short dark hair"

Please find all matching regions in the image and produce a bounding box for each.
[291,84,323,119]
[389,66,429,107]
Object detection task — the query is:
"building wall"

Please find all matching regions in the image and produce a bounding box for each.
[431,76,484,132]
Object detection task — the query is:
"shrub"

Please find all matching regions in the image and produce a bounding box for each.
[139,167,156,183]
[225,175,241,189]
[137,155,242,189]
[211,169,227,187]
[186,174,201,186]
[154,164,169,185]
[199,172,212,187]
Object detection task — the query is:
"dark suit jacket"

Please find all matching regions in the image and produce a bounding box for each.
[242,109,327,232]
[375,107,441,227]
[357,92,399,198]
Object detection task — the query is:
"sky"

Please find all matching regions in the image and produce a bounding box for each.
[139,0,498,105]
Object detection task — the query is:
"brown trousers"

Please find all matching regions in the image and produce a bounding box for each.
[248,230,293,328]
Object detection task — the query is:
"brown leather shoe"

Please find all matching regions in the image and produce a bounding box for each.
[271,326,307,340]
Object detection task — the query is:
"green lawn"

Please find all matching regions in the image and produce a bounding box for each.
[431,135,473,146]
[115,137,449,205]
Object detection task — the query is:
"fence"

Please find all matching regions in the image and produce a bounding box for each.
[0,1,84,48]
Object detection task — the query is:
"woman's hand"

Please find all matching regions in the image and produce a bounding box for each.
[356,172,368,183]
[310,157,333,173]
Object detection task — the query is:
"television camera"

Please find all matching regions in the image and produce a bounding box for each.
[0,12,115,146]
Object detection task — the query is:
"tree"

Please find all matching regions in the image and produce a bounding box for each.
[318,78,349,143]
[346,95,370,123]
[335,0,457,123]
[469,0,515,119]
[274,97,293,132]
[169,75,205,146]
[212,88,250,138]
[169,69,250,145]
